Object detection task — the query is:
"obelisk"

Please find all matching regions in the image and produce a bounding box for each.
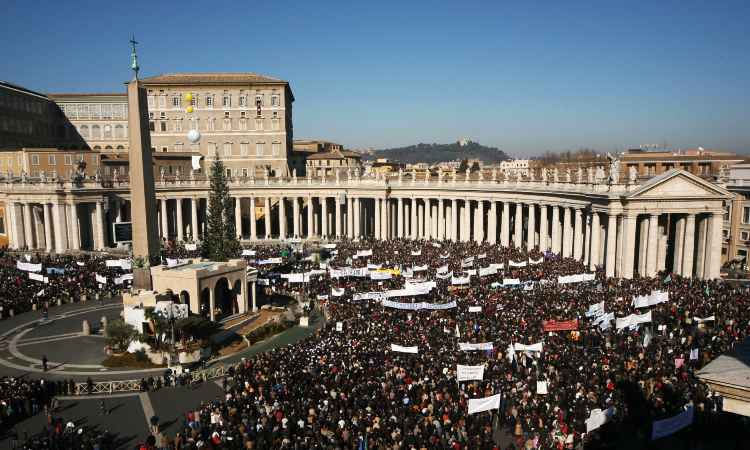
[126,37,160,289]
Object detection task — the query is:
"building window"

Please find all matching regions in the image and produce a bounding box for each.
[271,95,279,106]
[114,124,125,138]
[31,154,40,165]
[79,125,90,138]
[256,142,265,156]
[222,94,231,107]
[743,207,750,224]
[255,118,263,130]
[161,147,168,152]
[64,155,72,165]
[741,231,749,241]
[159,112,166,119]
[174,119,182,132]
[172,96,181,108]
[224,111,230,118]
[223,118,231,131]
[160,121,167,132]
[174,142,184,152]
[242,168,248,177]
[723,229,730,238]
[239,118,247,130]
[239,96,247,107]
[223,143,232,156]
[190,94,197,106]
[272,142,280,156]
[91,124,101,139]
[208,142,217,156]
[208,118,215,131]
[240,142,248,156]
[48,155,56,165]
[272,118,280,131]
[149,121,155,132]
[226,168,231,177]
[147,95,154,108]
[103,125,112,139]
[158,96,166,108]
[205,96,213,108]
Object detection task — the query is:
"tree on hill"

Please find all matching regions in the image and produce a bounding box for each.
[202,156,240,261]
[368,141,509,164]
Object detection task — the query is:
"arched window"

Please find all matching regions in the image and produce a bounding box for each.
[116,145,125,150]
[103,125,112,139]
[105,145,113,150]
[93,145,101,150]
[80,125,89,138]
[91,125,101,139]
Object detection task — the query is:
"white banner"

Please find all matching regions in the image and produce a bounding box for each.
[459,342,493,351]
[115,274,133,285]
[477,253,487,259]
[356,249,373,257]
[513,342,543,353]
[652,407,693,440]
[467,394,501,415]
[241,249,256,256]
[509,260,527,268]
[317,295,328,300]
[633,290,669,308]
[191,154,202,170]
[185,243,198,251]
[29,272,47,283]
[461,257,474,268]
[382,300,457,310]
[256,257,283,265]
[468,306,482,312]
[490,263,504,270]
[529,257,544,265]
[369,271,392,280]
[536,381,548,395]
[391,344,418,354]
[285,273,305,283]
[105,259,132,270]
[16,261,42,272]
[440,253,450,259]
[479,266,498,277]
[331,287,345,297]
[367,263,382,269]
[336,322,343,332]
[436,265,449,274]
[693,315,715,323]
[557,273,596,284]
[586,301,605,317]
[436,271,453,279]
[166,258,187,267]
[412,264,428,272]
[451,275,471,285]
[322,243,337,249]
[503,278,521,286]
[353,292,387,301]
[95,274,107,284]
[586,407,614,433]
[457,364,485,382]
[329,267,369,278]
[616,310,652,330]
[410,249,422,256]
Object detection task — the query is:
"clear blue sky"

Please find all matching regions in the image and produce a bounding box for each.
[1,0,748,156]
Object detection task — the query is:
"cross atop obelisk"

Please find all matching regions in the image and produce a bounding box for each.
[129,34,140,80]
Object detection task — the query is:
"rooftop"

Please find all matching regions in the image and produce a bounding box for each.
[307,149,362,160]
[139,72,287,86]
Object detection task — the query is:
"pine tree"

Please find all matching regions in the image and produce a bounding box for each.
[202,157,240,261]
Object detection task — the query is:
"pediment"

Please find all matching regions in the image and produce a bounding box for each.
[626,169,731,200]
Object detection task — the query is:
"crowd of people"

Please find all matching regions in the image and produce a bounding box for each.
[2,237,748,449]
[151,238,748,449]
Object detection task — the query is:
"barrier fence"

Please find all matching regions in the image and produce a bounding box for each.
[73,364,230,395]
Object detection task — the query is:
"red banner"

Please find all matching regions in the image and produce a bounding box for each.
[543,319,579,332]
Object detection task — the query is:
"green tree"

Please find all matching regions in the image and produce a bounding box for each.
[105,319,137,352]
[470,161,480,172]
[202,156,240,261]
[175,316,220,341]
[458,159,469,172]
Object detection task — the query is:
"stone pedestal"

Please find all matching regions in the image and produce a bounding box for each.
[133,268,153,291]
[82,320,91,336]
[299,316,309,327]
[101,316,108,334]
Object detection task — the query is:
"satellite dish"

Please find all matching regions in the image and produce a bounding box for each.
[187,129,201,144]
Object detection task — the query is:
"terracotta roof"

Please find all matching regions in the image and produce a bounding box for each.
[139,72,286,85]
[307,150,362,160]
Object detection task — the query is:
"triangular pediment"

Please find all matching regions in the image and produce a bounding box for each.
[626,169,731,200]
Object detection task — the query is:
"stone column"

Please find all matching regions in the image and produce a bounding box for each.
[573,208,583,260]
[52,203,67,253]
[335,196,342,238]
[605,213,617,277]
[381,198,389,239]
[488,201,497,244]
[621,214,638,279]
[475,200,484,243]
[191,198,199,241]
[95,201,105,250]
[347,197,354,237]
[397,198,404,238]
[501,202,510,247]
[705,212,723,279]
[695,216,708,278]
[209,287,216,321]
[174,198,183,241]
[527,203,536,251]
[642,214,658,277]
[249,197,257,240]
[264,197,272,239]
[307,195,314,238]
[590,212,600,271]
[681,214,696,277]
[463,198,471,242]
[375,198,381,240]
[657,220,668,272]
[43,203,53,252]
[355,197,362,238]
[6,202,17,249]
[512,203,522,248]
[23,203,34,249]
[69,203,80,250]
[539,205,548,251]
[410,197,417,239]
[562,207,572,257]
[251,281,257,311]
[321,197,328,238]
[160,199,169,239]
[551,205,561,254]
[229,197,239,239]
[451,199,458,241]
[279,196,287,239]
[637,218,649,276]
[291,197,300,237]
[437,198,445,240]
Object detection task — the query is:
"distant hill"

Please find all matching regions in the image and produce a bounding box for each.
[366,142,509,164]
